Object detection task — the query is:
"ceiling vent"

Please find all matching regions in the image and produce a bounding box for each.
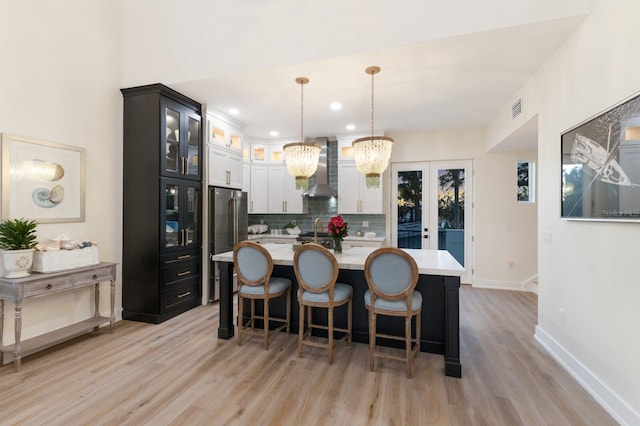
[512,98,523,119]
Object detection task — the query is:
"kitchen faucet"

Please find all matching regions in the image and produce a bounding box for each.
[313,218,323,244]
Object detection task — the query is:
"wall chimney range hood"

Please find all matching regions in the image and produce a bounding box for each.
[303,137,337,198]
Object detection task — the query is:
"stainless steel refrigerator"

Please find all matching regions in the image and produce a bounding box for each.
[209,186,248,301]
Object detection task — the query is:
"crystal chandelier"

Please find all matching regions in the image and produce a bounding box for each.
[352,66,394,189]
[283,77,321,190]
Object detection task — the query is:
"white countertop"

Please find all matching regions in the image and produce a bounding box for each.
[212,243,464,276]
[248,234,386,243]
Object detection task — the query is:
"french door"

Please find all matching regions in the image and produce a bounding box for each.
[391,160,473,284]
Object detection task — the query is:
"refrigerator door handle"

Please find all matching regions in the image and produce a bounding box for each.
[231,194,239,245]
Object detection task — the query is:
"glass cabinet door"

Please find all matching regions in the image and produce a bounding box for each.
[183,184,200,248]
[164,106,181,176]
[161,179,200,251]
[162,181,181,249]
[185,112,201,178]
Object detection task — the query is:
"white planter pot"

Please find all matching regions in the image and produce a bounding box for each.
[2,248,34,278]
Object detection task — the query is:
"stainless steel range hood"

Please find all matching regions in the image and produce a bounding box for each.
[303,137,337,198]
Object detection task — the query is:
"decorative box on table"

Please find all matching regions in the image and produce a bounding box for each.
[32,247,100,273]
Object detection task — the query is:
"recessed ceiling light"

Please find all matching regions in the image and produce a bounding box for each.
[229,108,239,115]
[330,102,342,111]
[269,130,279,136]
[345,124,355,130]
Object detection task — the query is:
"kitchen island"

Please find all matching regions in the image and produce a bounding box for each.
[212,244,464,377]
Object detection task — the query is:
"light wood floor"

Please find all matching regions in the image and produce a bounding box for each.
[0,286,615,425]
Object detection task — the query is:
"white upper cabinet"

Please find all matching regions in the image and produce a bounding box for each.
[249,165,268,213]
[207,110,246,189]
[337,161,382,214]
[208,145,243,188]
[267,165,305,213]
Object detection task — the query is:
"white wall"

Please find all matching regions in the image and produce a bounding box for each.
[0,1,124,343]
[389,127,538,289]
[489,0,640,423]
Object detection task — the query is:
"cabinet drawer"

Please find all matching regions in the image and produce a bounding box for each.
[23,276,74,298]
[161,279,199,312]
[161,251,199,266]
[73,267,115,287]
[163,261,200,286]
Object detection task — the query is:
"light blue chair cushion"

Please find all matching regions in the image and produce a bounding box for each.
[298,283,353,303]
[239,276,292,296]
[297,249,334,289]
[364,289,422,311]
[368,253,414,294]
[236,246,269,282]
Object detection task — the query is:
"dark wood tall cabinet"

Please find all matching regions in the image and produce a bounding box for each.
[121,83,203,323]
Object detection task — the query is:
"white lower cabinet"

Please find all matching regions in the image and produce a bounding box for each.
[208,145,243,189]
[337,162,383,214]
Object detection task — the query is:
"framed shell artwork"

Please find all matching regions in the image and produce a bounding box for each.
[1,134,85,223]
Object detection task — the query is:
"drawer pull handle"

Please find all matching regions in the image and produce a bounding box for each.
[177,291,191,298]
[177,271,191,277]
[93,275,98,280]
[46,284,52,290]
[177,255,192,260]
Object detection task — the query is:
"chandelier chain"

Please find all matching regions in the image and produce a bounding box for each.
[300,80,304,142]
[370,69,375,138]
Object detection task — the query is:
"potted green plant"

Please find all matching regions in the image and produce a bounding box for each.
[0,218,38,278]
[283,221,301,235]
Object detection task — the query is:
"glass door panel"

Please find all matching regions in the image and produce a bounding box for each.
[184,185,199,247]
[163,182,180,249]
[391,163,430,249]
[436,167,466,266]
[186,114,201,178]
[164,107,181,175]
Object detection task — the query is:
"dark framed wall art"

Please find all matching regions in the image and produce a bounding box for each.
[561,92,640,221]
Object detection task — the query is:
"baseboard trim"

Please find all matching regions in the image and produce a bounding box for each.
[534,326,639,425]
[472,279,521,291]
[473,276,538,293]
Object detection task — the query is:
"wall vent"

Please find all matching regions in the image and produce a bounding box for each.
[512,98,523,119]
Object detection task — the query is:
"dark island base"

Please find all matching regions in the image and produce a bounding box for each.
[217,262,461,378]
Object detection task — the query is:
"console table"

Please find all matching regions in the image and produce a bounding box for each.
[0,262,117,372]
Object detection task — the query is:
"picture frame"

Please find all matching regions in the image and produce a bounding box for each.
[561,91,640,221]
[1,133,86,223]
[517,160,535,203]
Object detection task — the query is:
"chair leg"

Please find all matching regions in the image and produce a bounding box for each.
[250,299,255,329]
[347,297,352,343]
[369,310,376,371]
[298,301,304,358]
[328,307,334,364]
[263,298,269,350]
[415,311,421,354]
[405,315,412,378]
[237,294,243,346]
[286,289,291,334]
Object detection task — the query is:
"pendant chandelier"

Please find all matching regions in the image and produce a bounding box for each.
[283,77,321,190]
[352,66,394,189]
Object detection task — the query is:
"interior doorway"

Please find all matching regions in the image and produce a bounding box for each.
[391,160,473,284]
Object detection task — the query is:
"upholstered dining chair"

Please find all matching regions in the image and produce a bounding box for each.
[293,243,352,364]
[364,247,421,378]
[233,241,291,349]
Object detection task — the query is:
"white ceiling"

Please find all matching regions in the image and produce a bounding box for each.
[124,1,593,147]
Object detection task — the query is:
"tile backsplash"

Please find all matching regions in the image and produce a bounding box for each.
[249,213,386,237]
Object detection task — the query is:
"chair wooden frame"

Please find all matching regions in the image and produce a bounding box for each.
[364,247,421,378]
[233,241,291,349]
[293,243,352,364]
